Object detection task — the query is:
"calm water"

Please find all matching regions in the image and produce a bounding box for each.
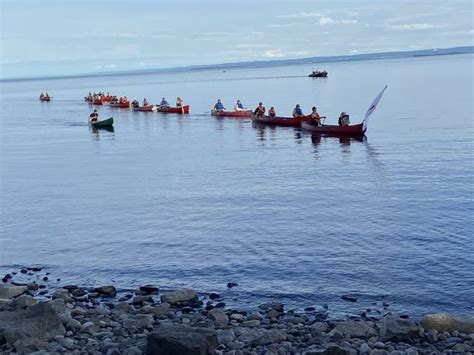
[1,55,473,318]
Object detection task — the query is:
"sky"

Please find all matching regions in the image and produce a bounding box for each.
[0,0,473,79]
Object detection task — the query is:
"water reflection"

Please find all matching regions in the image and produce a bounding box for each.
[89,126,115,140]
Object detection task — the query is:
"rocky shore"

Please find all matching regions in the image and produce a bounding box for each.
[1,268,473,354]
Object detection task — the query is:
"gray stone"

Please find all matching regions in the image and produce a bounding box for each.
[160,289,198,306]
[242,319,261,327]
[217,328,236,345]
[93,285,117,297]
[66,318,82,331]
[0,297,13,310]
[330,321,371,338]
[359,343,370,354]
[259,303,284,312]
[420,313,474,333]
[124,346,143,355]
[323,343,357,355]
[13,338,49,354]
[237,328,286,346]
[80,321,98,334]
[378,315,419,341]
[208,308,229,327]
[0,284,28,299]
[0,302,65,343]
[426,329,438,343]
[146,323,217,355]
[14,294,37,309]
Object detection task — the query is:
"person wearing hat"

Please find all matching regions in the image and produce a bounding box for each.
[310,106,321,126]
[89,109,99,123]
[253,102,266,117]
[214,99,226,112]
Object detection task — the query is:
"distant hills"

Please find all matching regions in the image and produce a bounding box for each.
[3,46,473,82]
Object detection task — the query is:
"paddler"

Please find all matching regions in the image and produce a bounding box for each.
[176,97,183,107]
[143,98,149,107]
[160,97,170,108]
[338,112,350,126]
[253,102,266,117]
[234,99,245,111]
[268,107,276,117]
[214,99,226,112]
[89,109,99,123]
[310,106,321,126]
[131,99,139,108]
[292,104,304,118]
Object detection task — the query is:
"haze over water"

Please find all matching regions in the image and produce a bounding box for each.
[1,54,473,318]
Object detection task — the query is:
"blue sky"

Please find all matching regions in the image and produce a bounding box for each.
[0,0,472,79]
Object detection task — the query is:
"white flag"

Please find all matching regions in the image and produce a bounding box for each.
[362,85,388,131]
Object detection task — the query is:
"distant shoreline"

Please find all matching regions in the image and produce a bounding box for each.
[1,46,472,83]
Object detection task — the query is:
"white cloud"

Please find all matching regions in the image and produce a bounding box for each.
[319,16,358,26]
[387,23,436,31]
[278,12,324,19]
[235,44,272,49]
[263,49,285,58]
[268,23,299,28]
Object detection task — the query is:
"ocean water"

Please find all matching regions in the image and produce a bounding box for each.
[1,54,473,318]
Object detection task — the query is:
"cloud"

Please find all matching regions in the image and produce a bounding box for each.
[278,12,324,19]
[72,32,175,39]
[263,49,285,58]
[319,16,358,26]
[268,23,299,28]
[387,23,436,31]
[235,44,272,49]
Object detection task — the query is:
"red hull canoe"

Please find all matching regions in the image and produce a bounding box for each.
[102,97,113,102]
[92,100,103,105]
[158,105,190,114]
[253,115,310,127]
[301,121,366,135]
[110,102,130,109]
[211,110,252,118]
[133,105,157,112]
[39,97,51,102]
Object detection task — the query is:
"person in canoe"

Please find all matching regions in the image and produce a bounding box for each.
[310,106,321,126]
[111,96,118,104]
[338,112,350,126]
[123,96,129,104]
[268,107,276,117]
[292,104,304,118]
[176,97,184,107]
[253,102,266,117]
[143,98,149,107]
[131,99,139,108]
[40,92,45,99]
[89,109,99,123]
[159,97,170,108]
[214,99,226,112]
[234,99,245,111]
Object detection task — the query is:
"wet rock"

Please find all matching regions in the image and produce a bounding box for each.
[27,267,43,272]
[0,302,65,343]
[208,308,229,327]
[80,321,98,334]
[237,328,287,346]
[160,288,198,306]
[0,284,28,299]
[42,277,48,281]
[227,282,238,288]
[133,295,153,305]
[93,285,117,297]
[72,288,86,297]
[20,269,27,274]
[146,323,217,354]
[341,294,358,302]
[0,298,13,310]
[14,295,37,309]
[242,320,261,327]
[420,313,474,333]
[259,303,284,313]
[378,315,419,341]
[139,285,159,294]
[216,328,236,345]
[324,343,357,355]
[62,285,77,291]
[329,321,371,338]
[209,292,220,300]
[13,338,49,354]
[27,283,39,291]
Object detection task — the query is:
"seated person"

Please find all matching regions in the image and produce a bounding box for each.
[40,93,44,99]
[338,112,350,126]
[176,97,183,107]
[234,99,245,111]
[122,96,129,104]
[143,98,149,107]
[310,107,320,126]
[253,102,265,117]
[89,109,99,123]
[292,104,304,117]
[131,99,139,108]
[160,97,170,107]
[214,99,226,112]
[268,107,276,117]
[45,92,50,98]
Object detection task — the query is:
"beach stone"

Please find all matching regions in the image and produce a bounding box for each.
[242,319,261,327]
[208,308,229,327]
[14,294,37,309]
[13,338,49,354]
[146,323,218,354]
[359,343,370,354]
[80,321,98,334]
[66,319,81,331]
[0,284,28,299]
[259,302,284,313]
[217,328,236,345]
[160,288,198,306]
[0,302,65,343]
[209,292,220,300]
[237,328,287,346]
[93,285,117,297]
[323,343,357,355]
[52,289,73,303]
[140,285,159,294]
[330,321,371,338]
[420,313,474,333]
[227,282,238,288]
[27,283,39,291]
[341,294,358,302]
[378,315,419,341]
[230,313,245,322]
[133,295,154,305]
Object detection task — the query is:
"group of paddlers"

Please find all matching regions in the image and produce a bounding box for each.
[84,92,130,104]
[39,92,51,99]
[130,97,184,109]
[213,99,351,126]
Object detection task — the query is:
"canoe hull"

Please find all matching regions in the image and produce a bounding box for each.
[301,122,365,135]
[253,115,310,127]
[110,103,130,109]
[133,105,157,112]
[39,97,51,102]
[90,117,114,128]
[211,110,252,118]
[158,105,190,114]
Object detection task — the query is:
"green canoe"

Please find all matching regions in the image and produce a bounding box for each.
[90,117,113,128]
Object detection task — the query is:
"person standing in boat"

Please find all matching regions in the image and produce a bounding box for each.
[214,99,226,112]
[268,107,276,117]
[89,109,99,123]
[160,97,170,108]
[292,104,304,118]
[234,99,245,111]
[176,97,183,107]
[254,102,266,117]
[310,106,321,126]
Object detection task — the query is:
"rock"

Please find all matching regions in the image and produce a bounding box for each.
[341,294,358,302]
[80,321,98,334]
[251,329,287,346]
[146,323,217,354]
[227,282,238,288]
[62,285,77,291]
[133,295,154,305]
[0,298,13,310]
[208,308,229,327]
[13,338,49,354]
[52,289,73,303]
[124,346,142,355]
[0,284,28,299]
[66,319,82,331]
[330,321,371,338]
[425,329,438,343]
[93,285,117,297]
[215,302,226,308]
[72,288,86,297]
[420,313,474,333]
[324,344,357,355]
[242,319,261,327]
[359,343,370,354]
[216,328,236,345]
[140,285,159,294]
[160,289,198,306]
[0,302,65,343]
[14,295,37,309]
[209,293,220,300]
[27,283,39,291]
[378,315,419,341]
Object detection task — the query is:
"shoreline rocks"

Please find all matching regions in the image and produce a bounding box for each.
[1,269,474,354]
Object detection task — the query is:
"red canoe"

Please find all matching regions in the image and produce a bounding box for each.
[39,96,51,102]
[253,115,310,127]
[301,121,366,135]
[158,105,190,114]
[92,100,103,105]
[211,110,252,118]
[110,102,130,109]
[133,105,157,112]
